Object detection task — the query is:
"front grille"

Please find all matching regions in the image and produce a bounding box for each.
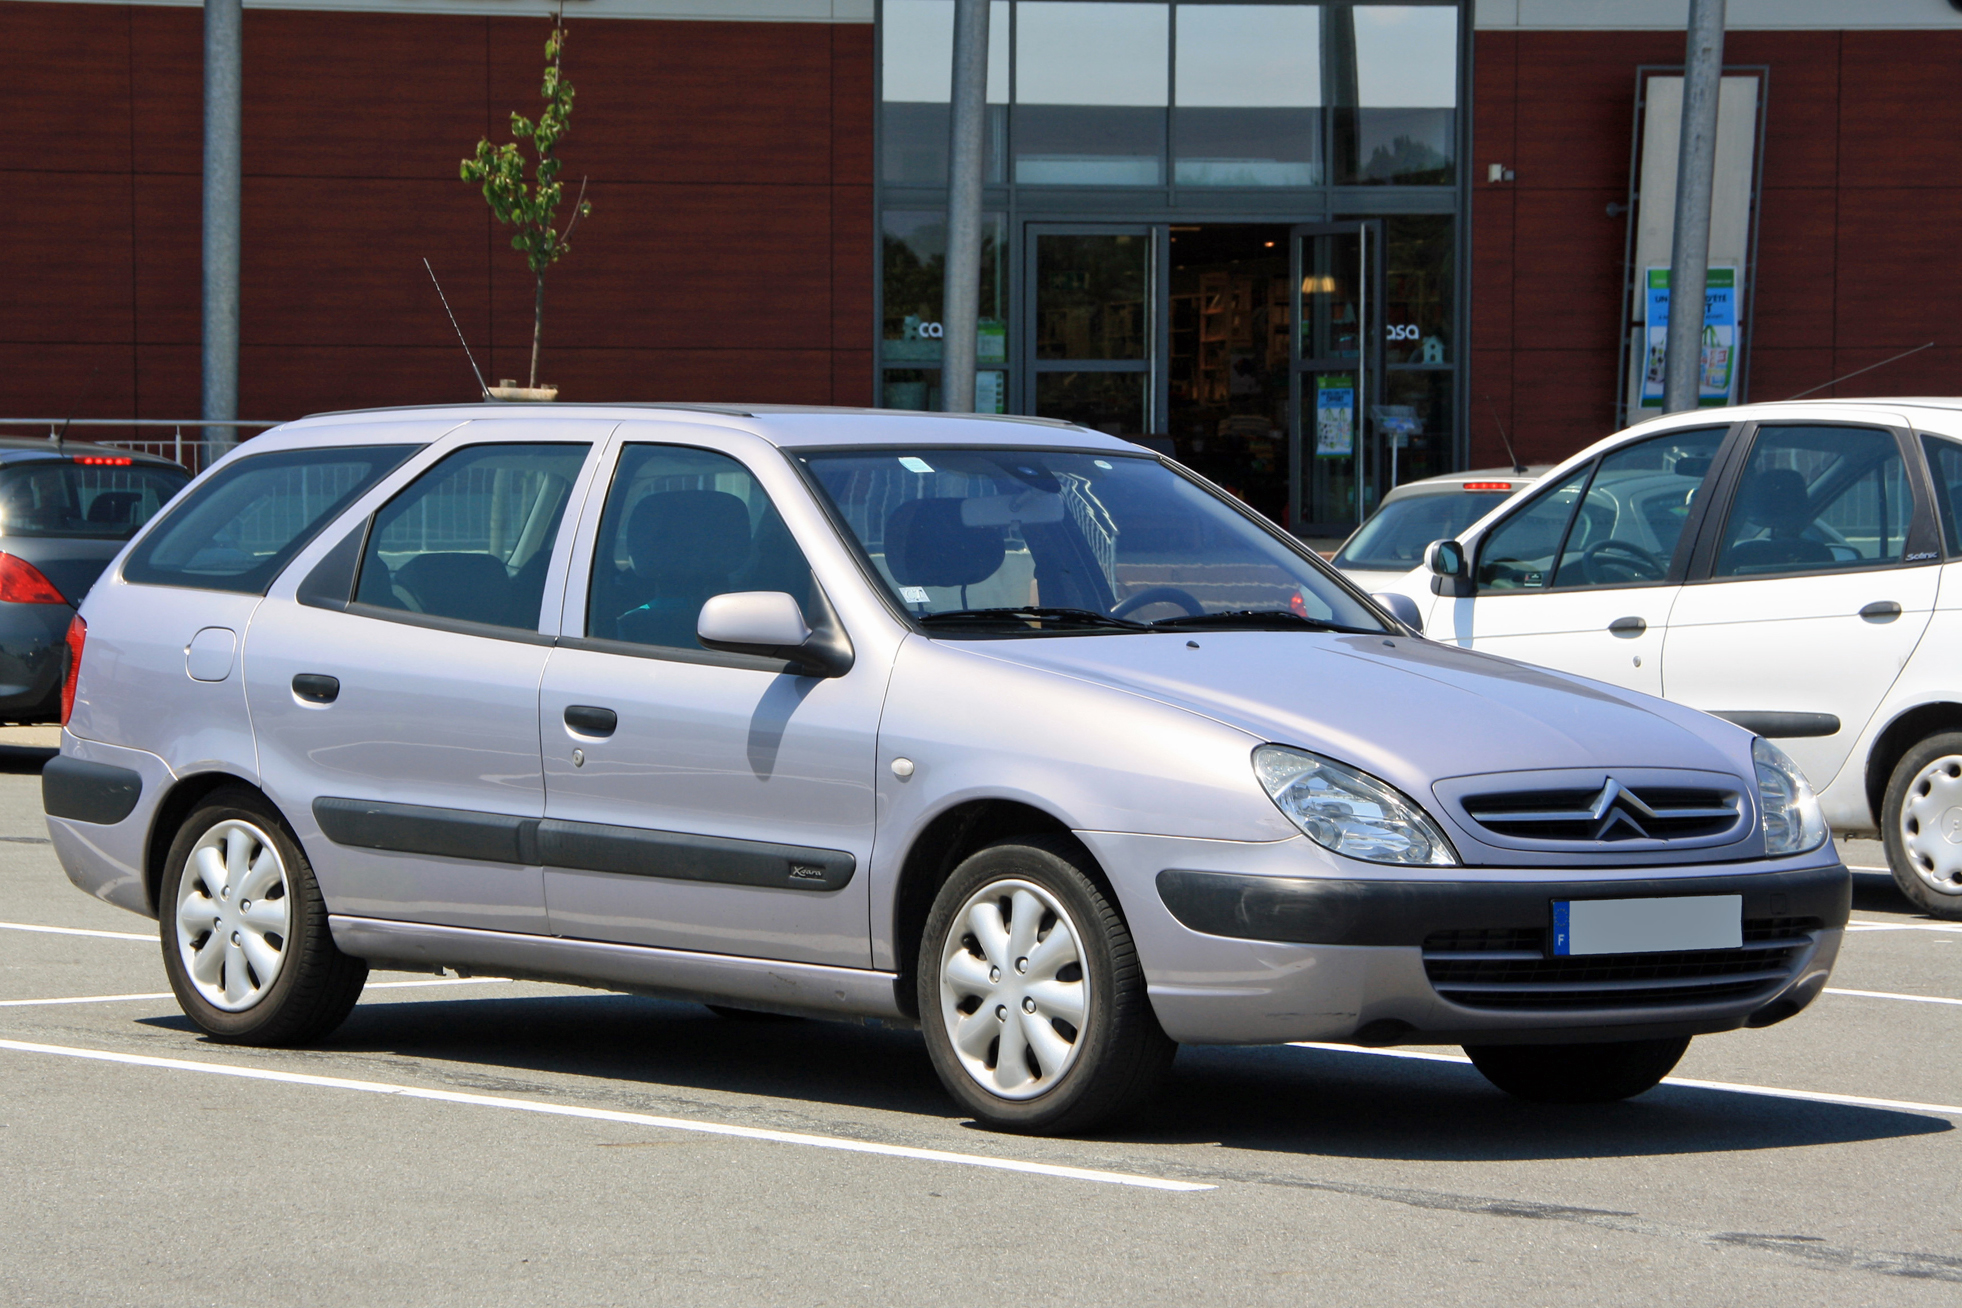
[1462,784,1741,843]
[1422,916,1820,1011]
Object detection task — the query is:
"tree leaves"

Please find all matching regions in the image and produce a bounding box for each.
[460,20,591,279]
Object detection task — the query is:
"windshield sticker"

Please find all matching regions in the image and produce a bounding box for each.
[900,586,931,604]
[898,456,935,474]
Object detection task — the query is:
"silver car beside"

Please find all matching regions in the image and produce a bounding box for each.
[46,405,1848,1134]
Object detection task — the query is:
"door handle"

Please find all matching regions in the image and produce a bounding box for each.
[564,705,618,737]
[1607,616,1647,637]
[292,673,340,704]
[1859,601,1902,622]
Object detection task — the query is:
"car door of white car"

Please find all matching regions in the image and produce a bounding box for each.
[535,428,882,969]
[1662,418,1942,790]
[1428,425,1731,694]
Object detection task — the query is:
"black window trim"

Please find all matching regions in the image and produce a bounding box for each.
[1682,418,1943,586]
[1469,421,1743,598]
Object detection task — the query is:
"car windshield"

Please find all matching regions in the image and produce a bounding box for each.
[799,447,1384,634]
[1333,488,1521,570]
[0,460,189,540]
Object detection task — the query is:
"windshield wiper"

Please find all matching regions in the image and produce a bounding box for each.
[1146,609,1381,635]
[917,606,1147,631]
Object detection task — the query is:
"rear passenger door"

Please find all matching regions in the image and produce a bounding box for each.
[245,425,607,934]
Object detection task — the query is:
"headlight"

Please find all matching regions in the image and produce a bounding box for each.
[1253,745,1458,866]
[1753,737,1829,856]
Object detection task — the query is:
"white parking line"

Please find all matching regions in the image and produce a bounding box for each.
[0,1038,1213,1193]
[1288,1043,1962,1117]
[1824,986,1962,1007]
[0,920,152,941]
[1846,921,1962,934]
[0,977,516,1009]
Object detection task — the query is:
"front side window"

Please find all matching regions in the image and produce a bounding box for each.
[353,443,590,631]
[586,445,816,652]
[801,447,1383,634]
[1476,428,1723,592]
[1714,426,1908,578]
[124,444,419,594]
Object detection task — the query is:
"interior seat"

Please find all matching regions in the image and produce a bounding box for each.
[1722,467,1835,573]
[389,552,520,626]
[884,498,1005,606]
[613,489,753,648]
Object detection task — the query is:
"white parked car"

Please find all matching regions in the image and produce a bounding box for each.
[1392,398,1962,919]
[1329,466,1548,589]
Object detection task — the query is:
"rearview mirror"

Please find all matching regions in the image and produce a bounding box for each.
[1424,539,1466,578]
[697,592,853,678]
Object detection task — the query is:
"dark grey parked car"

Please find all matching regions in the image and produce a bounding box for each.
[0,439,188,723]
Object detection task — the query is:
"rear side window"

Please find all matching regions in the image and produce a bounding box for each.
[0,461,189,539]
[1922,434,1962,555]
[123,445,420,594]
[354,443,591,632]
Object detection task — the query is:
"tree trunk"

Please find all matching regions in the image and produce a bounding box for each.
[529,273,545,389]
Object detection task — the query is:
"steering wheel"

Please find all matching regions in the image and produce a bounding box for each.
[1111,586,1207,620]
[1581,538,1666,586]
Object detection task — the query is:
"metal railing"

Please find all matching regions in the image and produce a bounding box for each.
[0,419,282,474]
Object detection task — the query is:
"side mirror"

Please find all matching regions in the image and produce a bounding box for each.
[697,591,853,678]
[1370,591,1425,635]
[1424,539,1466,578]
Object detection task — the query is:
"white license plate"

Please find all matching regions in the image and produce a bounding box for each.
[1551,894,1742,957]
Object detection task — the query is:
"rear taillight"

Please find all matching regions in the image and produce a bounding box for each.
[0,553,67,604]
[60,615,85,726]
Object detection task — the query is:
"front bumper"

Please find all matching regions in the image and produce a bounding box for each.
[1076,830,1848,1047]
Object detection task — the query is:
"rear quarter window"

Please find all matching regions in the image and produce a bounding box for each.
[122,444,421,594]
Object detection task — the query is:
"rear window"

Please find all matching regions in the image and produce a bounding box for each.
[1334,488,1522,570]
[123,444,421,594]
[0,460,189,540]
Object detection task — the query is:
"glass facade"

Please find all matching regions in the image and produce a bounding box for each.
[877,0,1468,535]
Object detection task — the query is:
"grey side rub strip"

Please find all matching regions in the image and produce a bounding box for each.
[43,757,144,825]
[312,797,854,891]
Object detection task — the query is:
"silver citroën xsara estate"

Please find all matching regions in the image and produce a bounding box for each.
[44,406,1849,1133]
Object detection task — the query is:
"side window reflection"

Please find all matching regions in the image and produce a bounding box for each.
[586,445,816,651]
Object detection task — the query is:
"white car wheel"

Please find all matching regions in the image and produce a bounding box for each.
[1897,754,1962,899]
[174,818,293,1012]
[937,877,1090,1101]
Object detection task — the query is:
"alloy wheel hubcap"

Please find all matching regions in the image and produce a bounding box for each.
[939,879,1089,1100]
[175,820,293,1010]
[1900,756,1962,897]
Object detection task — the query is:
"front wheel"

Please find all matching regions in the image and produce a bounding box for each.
[1882,733,1962,920]
[159,787,367,1045]
[918,837,1175,1134]
[1464,1037,1690,1103]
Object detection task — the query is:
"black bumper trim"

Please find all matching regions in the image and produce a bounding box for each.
[1155,863,1850,948]
[42,755,143,825]
[312,797,854,892]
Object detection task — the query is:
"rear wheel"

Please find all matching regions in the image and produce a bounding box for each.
[1464,1037,1690,1103]
[159,788,367,1045]
[918,836,1174,1135]
[1882,733,1962,920]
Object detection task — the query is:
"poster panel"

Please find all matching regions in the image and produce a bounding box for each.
[1315,373,1355,457]
[1640,267,1739,409]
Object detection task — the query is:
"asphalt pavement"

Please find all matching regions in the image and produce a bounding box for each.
[2,741,1958,1306]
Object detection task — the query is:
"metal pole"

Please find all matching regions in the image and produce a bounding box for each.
[202,0,243,451]
[940,0,989,414]
[1662,0,1725,414]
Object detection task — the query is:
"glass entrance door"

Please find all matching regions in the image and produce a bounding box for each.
[1025,226,1153,438]
[1293,220,1383,533]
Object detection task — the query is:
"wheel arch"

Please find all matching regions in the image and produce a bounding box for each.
[888,797,1107,1020]
[144,769,276,916]
[1865,702,1962,829]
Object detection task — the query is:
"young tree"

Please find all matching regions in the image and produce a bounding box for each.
[461,16,592,392]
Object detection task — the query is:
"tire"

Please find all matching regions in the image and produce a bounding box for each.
[159,787,367,1045]
[1881,732,1962,920]
[1463,1036,1690,1104]
[917,835,1175,1135]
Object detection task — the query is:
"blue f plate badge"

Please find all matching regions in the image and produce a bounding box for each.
[1552,895,1744,957]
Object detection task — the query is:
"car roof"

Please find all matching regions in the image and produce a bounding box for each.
[276,403,1139,453]
[0,437,186,469]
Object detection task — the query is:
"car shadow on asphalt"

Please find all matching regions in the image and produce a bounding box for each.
[141,988,1951,1162]
[1851,869,1918,915]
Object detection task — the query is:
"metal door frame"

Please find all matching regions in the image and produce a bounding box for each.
[1291,219,1383,535]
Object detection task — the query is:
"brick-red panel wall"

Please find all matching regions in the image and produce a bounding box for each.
[1471,28,1962,467]
[0,2,875,428]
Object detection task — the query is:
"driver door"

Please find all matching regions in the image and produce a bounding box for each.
[1432,426,1731,694]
